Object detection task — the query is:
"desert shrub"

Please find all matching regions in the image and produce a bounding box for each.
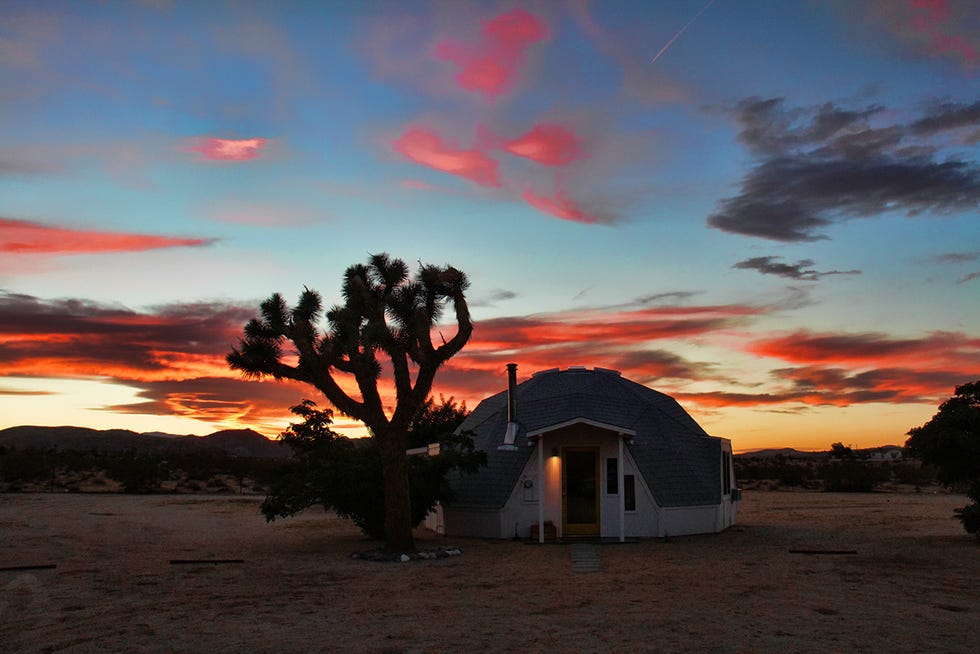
[777,465,806,487]
[261,400,486,540]
[0,448,51,483]
[104,454,165,493]
[822,461,890,492]
[734,458,809,487]
[891,461,937,486]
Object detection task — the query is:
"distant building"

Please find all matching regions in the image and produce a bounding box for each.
[867,446,903,461]
[439,365,740,541]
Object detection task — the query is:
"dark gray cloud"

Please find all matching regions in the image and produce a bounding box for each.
[470,289,518,307]
[909,100,980,138]
[708,97,980,242]
[957,271,980,284]
[733,256,861,281]
[928,250,980,264]
[0,291,254,372]
[634,291,701,305]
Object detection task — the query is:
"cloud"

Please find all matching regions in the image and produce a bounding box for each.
[634,291,702,306]
[927,250,980,264]
[924,249,980,283]
[0,157,62,176]
[433,8,547,98]
[6,288,974,426]
[0,386,53,396]
[392,127,501,187]
[185,137,268,161]
[504,124,585,166]
[910,100,980,138]
[858,0,979,71]
[0,218,215,255]
[453,303,762,372]
[0,292,252,382]
[102,376,309,429]
[906,0,978,67]
[708,97,980,241]
[663,327,980,410]
[733,256,861,280]
[523,188,608,224]
[469,289,518,307]
[747,329,979,369]
[201,202,319,227]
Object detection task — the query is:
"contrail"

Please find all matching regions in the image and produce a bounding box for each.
[651,0,716,64]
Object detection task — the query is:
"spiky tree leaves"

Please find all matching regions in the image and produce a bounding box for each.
[228,254,473,552]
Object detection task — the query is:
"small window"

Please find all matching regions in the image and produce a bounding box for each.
[723,452,732,495]
[624,474,636,511]
[606,458,618,494]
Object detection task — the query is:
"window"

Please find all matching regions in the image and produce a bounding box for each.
[606,458,618,494]
[624,474,636,511]
[723,452,731,495]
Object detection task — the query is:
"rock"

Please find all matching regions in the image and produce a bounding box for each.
[399,554,410,562]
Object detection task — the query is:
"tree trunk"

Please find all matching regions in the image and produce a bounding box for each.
[379,429,415,553]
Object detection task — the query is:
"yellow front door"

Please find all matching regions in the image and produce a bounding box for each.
[562,447,600,536]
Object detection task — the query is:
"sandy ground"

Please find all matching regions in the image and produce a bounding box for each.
[1,491,977,653]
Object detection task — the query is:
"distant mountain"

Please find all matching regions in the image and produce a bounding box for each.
[736,447,827,459]
[737,445,904,459]
[0,426,289,459]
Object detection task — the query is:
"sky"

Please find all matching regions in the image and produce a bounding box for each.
[1,0,978,452]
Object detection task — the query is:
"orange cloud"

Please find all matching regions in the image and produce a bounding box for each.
[505,124,584,166]
[747,330,978,368]
[392,127,501,187]
[185,137,268,161]
[0,218,214,255]
[523,188,604,223]
[433,8,547,98]
[8,288,974,431]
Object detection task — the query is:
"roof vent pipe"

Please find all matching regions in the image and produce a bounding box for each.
[499,363,519,450]
[506,363,518,424]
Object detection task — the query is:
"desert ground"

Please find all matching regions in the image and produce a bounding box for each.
[1,490,977,653]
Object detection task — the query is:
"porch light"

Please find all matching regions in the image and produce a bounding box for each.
[551,447,560,458]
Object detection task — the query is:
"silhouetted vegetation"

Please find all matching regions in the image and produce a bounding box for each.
[821,460,891,492]
[0,446,283,494]
[228,254,473,552]
[735,453,937,493]
[906,380,980,539]
[261,398,485,540]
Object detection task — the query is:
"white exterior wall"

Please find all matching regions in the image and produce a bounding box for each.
[455,423,666,539]
[442,425,740,539]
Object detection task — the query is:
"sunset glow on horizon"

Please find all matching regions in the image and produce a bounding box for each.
[1,1,977,453]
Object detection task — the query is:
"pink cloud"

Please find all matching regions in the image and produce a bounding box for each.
[505,124,584,166]
[0,217,214,255]
[433,8,547,98]
[392,127,501,187]
[399,179,437,191]
[185,137,268,161]
[906,0,978,65]
[523,189,604,224]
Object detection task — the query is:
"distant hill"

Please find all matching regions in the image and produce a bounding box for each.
[737,445,904,460]
[0,426,288,459]
[736,447,827,459]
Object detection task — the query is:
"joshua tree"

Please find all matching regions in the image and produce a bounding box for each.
[228,254,472,552]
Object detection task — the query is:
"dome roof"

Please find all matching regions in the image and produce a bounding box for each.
[449,367,723,508]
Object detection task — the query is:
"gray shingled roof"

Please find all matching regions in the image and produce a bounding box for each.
[448,367,722,509]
